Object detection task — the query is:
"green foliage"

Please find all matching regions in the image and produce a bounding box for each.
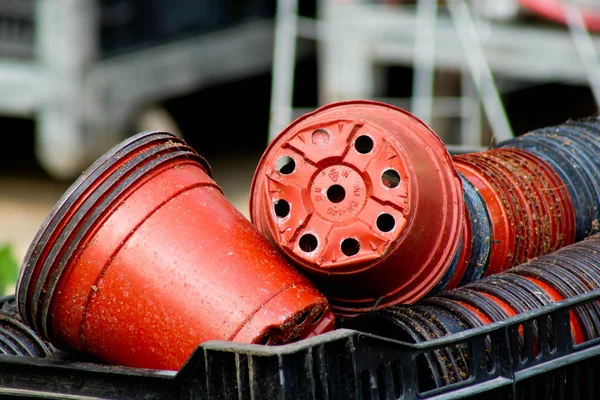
[0,244,18,296]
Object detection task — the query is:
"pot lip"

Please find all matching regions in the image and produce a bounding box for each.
[440,289,507,323]
[17,132,207,329]
[558,252,600,284]
[543,264,600,338]
[513,264,580,300]
[430,238,463,295]
[541,130,600,199]
[0,324,39,357]
[496,272,554,305]
[531,134,600,236]
[552,253,600,288]
[443,212,471,290]
[520,132,598,190]
[389,311,462,383]
[469,281,536,314]
[34,147,205,340]
[16,132,176,319]
[492,148,572,252]
[473,284,527,314]
[410,304,466,333]
[476,151,541,265]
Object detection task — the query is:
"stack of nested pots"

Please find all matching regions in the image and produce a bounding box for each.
[495,117,600,241]
[16,131,335,371]
[345,234,600,392]
[452,116,600,279]
[453,147,576,277]
[250,100,587,316]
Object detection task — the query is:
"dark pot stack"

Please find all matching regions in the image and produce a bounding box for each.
[495,117,600,241]
[345,234,600,392]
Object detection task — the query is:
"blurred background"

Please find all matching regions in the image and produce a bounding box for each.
[0,0,598,281]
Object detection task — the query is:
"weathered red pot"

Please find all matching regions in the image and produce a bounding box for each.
[17,132,335,371]
[250,101,464,316]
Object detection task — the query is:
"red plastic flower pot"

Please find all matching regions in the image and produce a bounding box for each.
[17,132,335,371]
[519,0,600,32]
[250,101,464,316]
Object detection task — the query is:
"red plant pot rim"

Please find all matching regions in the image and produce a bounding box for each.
[468,155,531,266]
[507,149,576,249]
[459,153,534,268]
[25,142,202,334]
[478,292,518,318]
[460,154,532,266]
[476,151,541,264]
[518,0,600,32]
[453,300,493,325]
[250,100,464,313]
[453,159,515,276]
[18,133,202,331]
[488,149,561,255]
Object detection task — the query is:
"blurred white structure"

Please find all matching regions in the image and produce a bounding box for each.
[269,0,600,149]
[0,0,276,179]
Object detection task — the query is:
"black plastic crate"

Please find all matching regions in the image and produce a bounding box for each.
[1,289,600,399]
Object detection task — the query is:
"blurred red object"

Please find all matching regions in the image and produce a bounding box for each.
[519,0,600,31]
